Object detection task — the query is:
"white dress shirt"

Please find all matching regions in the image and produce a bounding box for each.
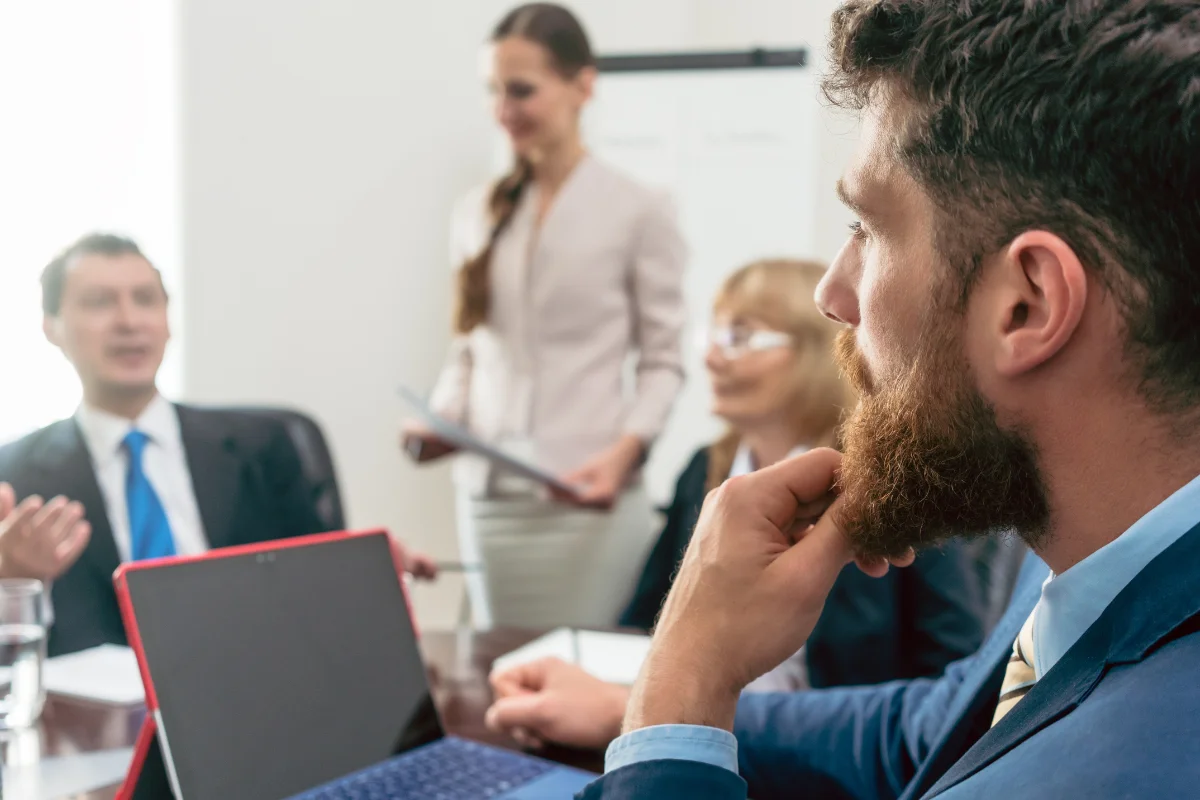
[75,394,209,561]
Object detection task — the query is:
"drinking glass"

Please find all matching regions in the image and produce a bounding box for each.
[0,580,47,729]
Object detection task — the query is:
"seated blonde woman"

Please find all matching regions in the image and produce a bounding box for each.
[484,260,988,753]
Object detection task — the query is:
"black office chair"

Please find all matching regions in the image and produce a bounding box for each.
[221,406,346,533]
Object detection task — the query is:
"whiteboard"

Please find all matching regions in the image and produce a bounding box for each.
[489,63,821,504]
[586,66,821,504]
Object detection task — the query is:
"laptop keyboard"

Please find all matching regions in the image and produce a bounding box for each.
[290,738,556,800]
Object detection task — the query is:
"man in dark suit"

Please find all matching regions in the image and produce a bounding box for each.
[0,233,431,657]
[484,2,1200,797]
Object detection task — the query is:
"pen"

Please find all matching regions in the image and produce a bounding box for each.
[433,561,485,573]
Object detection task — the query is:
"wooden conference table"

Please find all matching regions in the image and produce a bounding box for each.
[10,628,605,799]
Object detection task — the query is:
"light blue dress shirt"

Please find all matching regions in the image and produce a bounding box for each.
[1031,470,1200,678]
[604,470,1200,776]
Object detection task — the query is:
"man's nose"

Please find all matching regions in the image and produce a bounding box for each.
[815,240,861,327]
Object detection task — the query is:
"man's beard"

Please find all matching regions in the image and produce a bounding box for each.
[833,321,1050,560]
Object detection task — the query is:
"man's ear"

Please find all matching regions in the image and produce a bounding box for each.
[576,65,597,104]
[992,230,1088,378]
[43,315,62,349]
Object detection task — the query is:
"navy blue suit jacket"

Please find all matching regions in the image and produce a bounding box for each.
[581,521,1200,799]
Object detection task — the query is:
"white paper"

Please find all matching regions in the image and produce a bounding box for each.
[491,628,577,673]
[574,631,654,685]
[399,385,579,496]
[491,628,652,686]
[3,746,133,800]
[43,644,145,706]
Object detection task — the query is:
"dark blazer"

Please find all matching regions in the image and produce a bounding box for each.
[0,406,329,656]
[583,520,1200,799]
[621,447,987,687]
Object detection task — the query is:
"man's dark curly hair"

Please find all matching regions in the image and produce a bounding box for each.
[824,0,1200,414]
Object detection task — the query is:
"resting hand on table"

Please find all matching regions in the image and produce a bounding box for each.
[0,482,92,582]
[623,448,913,734]
[486,657,629,751]
[553,435,645,510]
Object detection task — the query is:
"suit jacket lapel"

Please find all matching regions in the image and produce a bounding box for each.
[175,406,243,551]
[907,554,1047,798]
[926,519,1200,797]
[32,420,121,585]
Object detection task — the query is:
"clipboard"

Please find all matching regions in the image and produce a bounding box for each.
[399,385,580,497]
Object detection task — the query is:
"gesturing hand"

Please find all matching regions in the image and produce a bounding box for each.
[0,483,92,582]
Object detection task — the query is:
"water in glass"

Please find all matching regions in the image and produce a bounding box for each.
[0,581,46,729]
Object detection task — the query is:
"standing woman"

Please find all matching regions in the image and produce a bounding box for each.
[406,3,686,629]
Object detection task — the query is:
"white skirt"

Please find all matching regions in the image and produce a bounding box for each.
[454,486,656,629]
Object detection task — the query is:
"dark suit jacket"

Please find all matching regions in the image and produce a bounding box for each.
[621,447,987,687]
[582,521,1200,799]
[0,405,329,656]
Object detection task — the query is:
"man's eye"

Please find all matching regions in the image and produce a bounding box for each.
[508,82,535,100]
[81,294,114,309]
[848,220,866,239]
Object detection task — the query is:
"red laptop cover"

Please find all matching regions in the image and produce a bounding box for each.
[112,529,415,796]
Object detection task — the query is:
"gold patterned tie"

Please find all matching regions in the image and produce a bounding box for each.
[991,610,1037,727]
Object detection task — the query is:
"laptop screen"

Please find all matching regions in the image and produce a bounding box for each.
[124,532,444,800]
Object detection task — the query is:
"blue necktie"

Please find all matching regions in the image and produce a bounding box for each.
[124,430,176,560]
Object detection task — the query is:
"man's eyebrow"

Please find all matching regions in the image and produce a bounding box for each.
[836,177,868,216]
[840,176,895,224]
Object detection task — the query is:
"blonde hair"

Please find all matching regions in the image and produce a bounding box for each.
[706,259,853,490]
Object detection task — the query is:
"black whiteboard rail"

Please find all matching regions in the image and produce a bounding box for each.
[596,48,807,73]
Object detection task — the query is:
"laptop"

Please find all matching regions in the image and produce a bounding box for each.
[114,529,596,799]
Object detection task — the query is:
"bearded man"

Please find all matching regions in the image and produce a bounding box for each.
[484,1,1200,798]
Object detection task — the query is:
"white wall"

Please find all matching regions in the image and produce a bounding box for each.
[179,0,852,627]
[0,0,182,441]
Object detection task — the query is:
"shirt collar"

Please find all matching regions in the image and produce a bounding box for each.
[1032,469,1200,679]
[75,394,181,467]
[728,442,810,479]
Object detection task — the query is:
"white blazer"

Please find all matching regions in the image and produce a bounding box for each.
[432,155,687,495]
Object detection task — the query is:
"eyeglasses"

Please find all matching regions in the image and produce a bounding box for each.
[698,326,793,359]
